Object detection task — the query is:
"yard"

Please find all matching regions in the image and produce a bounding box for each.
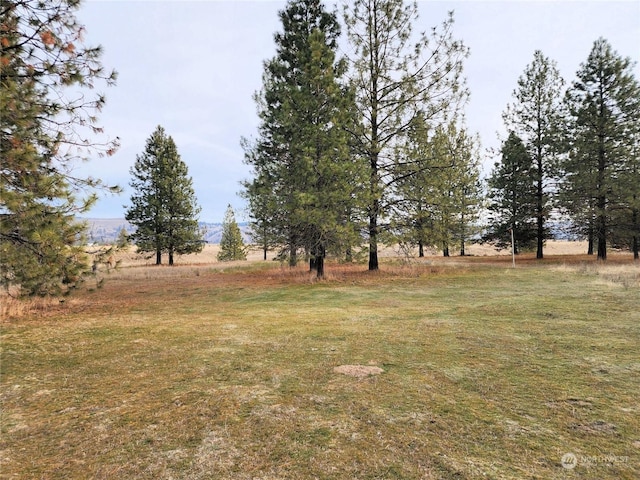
[1,253,638,479]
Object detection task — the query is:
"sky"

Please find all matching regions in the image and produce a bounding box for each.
[76,0,640,222]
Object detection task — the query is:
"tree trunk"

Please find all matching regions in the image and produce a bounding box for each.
[536,213,544,259]
[418,240,424,258]
[536,143,544,260]
[597,233,607,260]
[289,244,297,267]
[443,243,449,257]
[169,249,174,266]
[369,211,379,270]
[596,133,607,261]
[587,223,594,255]
[315,254,324,278]
[263,227,268,261]
[156,249,161,265]
[632,206,639,260]
[369,242,378,270]
[596,207,607,261]
[368,32,380,272]
[593,98,609,261]
[310,244,325,278]
[459,211,466,257]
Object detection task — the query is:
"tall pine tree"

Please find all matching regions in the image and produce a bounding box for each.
[435,125,483,257]
[343,0,469,270]
[125,126,203,265]
[243,0,361,277]
[503,50,565,259]
[563,38,640,260]
[1,0,119,296]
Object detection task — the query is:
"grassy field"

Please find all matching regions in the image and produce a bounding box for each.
[1,254,639,479]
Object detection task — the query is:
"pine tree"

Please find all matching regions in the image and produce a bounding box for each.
[484,132,539,253]
[563,38,640,260]
[243,0,361,277]
[503,51,565,259]
[439,126,483,257]
[1,0,119,296]
[392,118,482,257]
[125,126,203,265]
[343,0,469,270]
[389,113,437,257]
[217,205,247,262]
[242,175,278,261]
[116,228,130,249]
[624,132,640,260]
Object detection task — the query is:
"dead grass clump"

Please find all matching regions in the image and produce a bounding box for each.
[333,365,384,378]
[595,264,640,289]
[0,294,74,321]
[553,262,640,289]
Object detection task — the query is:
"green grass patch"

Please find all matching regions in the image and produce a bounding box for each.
[1,262,639,478]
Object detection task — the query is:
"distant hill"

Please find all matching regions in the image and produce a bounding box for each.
[81,218,253,244]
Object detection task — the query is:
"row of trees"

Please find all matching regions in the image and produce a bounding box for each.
[243,0,640,276]
[124,126,248,265]
[485,43,640,260]
[243,0,472,277]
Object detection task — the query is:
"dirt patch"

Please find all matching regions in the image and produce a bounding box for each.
[570,420,617,434]
[334,365,384,378]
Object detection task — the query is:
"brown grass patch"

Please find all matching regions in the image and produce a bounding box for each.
[333,365,384,378]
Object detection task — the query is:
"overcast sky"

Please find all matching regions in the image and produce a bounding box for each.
[76,0,640,222]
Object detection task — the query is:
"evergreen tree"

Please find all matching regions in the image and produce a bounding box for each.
[217,205,247,261]
[624,131,640,260]
[439,126,483,257]
[116,227,130,249]
[343,0,469,270]
[392,118,482,257]
[503,50,565,259]
[389,113,437,257]
[563,38,640,260]
[243,0,361,277]
[242,175,278,261]
[125,126,203,265]
[484,132,539,253]
[1,0,118,296]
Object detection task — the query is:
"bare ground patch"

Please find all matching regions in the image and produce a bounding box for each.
[333,365,384,378]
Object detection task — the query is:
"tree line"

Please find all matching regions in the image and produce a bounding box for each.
[485,46,640,261]
[2,0,638,296]
[242,0,640,277]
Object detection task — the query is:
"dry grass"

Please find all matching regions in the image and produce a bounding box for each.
[0,295,84,320]
[1,248,639,479]
[551,263,640,289]
[94,240,594,269]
